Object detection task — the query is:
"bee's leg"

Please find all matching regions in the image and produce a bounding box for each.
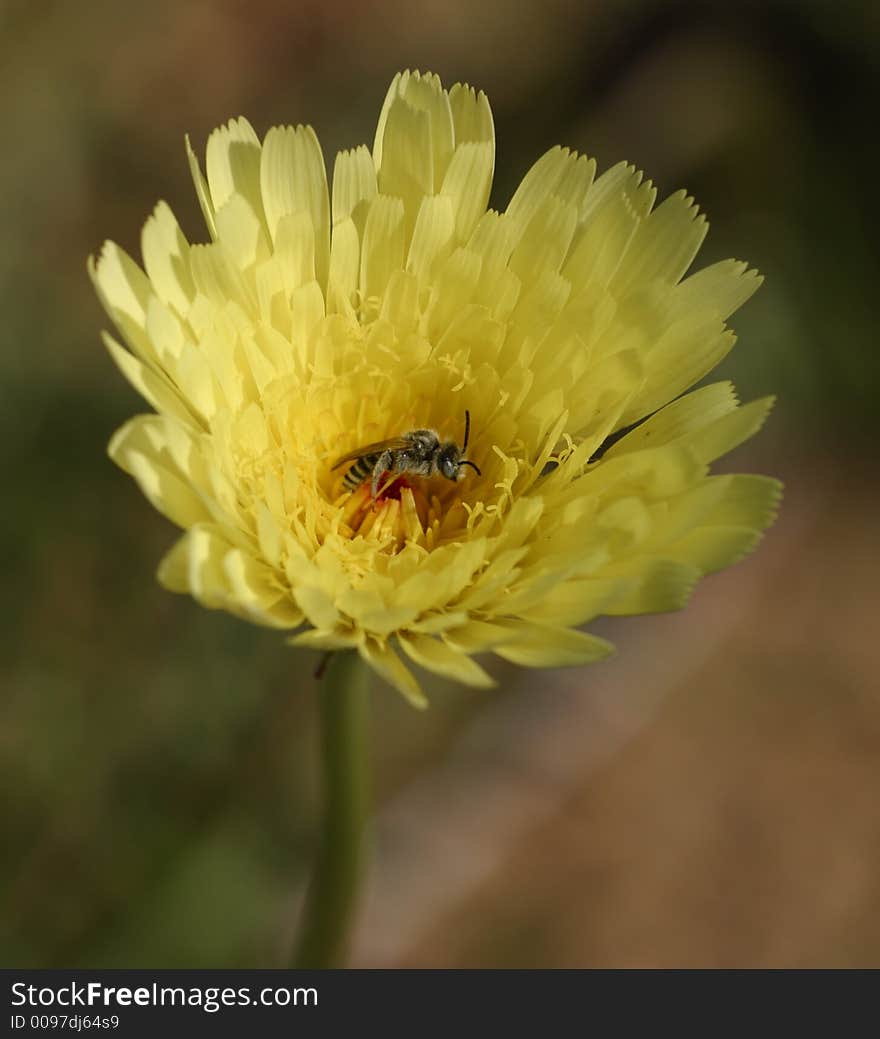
[371,450,395,499]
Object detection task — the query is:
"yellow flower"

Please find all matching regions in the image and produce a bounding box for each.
[91,70,780,707]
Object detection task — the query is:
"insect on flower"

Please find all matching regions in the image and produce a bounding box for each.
[332,410,482,499]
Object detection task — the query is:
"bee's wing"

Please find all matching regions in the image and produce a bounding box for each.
[330,437,410,470]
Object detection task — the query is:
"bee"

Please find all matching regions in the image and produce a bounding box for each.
[332,410,482,499]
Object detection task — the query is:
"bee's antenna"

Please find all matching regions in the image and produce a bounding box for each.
[459,459,481,476]
[463,409,471,451]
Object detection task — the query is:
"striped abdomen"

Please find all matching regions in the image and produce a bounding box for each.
[342,453,381,491]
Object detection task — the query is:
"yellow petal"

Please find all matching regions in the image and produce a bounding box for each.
[563,164,650,291]
[288,628,363,651]
[109,415,219,523]
[689,397,776,465]
[506,146,592,238]
[493,623,615,667]
[399,633,496,688]
[359,194,405,307]
[665,526,766,574]
[121,450,213,529]
[158,524,296,627]
[448,82,494,147]
[185,133,217,239]
[292,584,342,630]
[222,548,301,627]
[332,145,377,232]
[89,242,156,360]
[441,619,516,653]
[604,381,739,457]
[441,141,494,244]
[621,316,735,424]
[205,117,265,224]
[613,189,707,293]
[509,195,578,285]
[140,201,195,318]
[602,558,701,614]
[214,194,269,270]
[102,332,198,426]
[674,259,762,321]
[374,70,454,231]
[359,638,427,708]
[406,194,455,281]
[260,124,330,288]
[326,217,361,318]
[517,575,632,626]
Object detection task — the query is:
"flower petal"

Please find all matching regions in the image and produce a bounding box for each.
[613,189,708,293]
[399,633,496,688]
[205,116,265,225]
[493,623,615,667]
[102,332,199,426]
[360,639,427,708]
[359,194,405,306]
[140,201,195,319]
[260,124,330,288]
[185,133,217,239]
[332,145,377,232]
[373,70,454,237]
[158,525,300,627]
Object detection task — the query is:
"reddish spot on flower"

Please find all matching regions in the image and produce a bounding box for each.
[376,472,410,502]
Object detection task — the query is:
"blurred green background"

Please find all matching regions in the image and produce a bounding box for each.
[3,0,879,967]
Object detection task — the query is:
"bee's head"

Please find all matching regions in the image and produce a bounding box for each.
[438,443,462,481]
[438,442,481,482]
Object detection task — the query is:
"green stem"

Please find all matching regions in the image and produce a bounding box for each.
[292,650,370,969]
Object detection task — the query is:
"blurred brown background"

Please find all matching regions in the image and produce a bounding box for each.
[2,0,878,967]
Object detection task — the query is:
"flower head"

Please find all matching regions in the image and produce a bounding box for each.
[92,70,780,706]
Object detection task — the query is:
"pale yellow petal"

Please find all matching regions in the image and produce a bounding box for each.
[620,317,735,424]
[602,558,702,614]
[292,584,342,630]
[205,117,265,226]
[406,194,455,281]
[605,381,739,457]
[493,623,615,667]
[222,548,301,627]
[373,70,454,225]
[102,332,198,426]
[517,574,631,627]
[441,619,516,653]
[689,397,775,465]
[140,201,195,318]
[440,141,494,244]
[185,133,217,239]
[449,82,494,145]
[613,189,707,293]
[360,639,427,708]
[665,527,766,574]
[698,474,782,530]
[189,241,254,311]
[116,449,213,529]
[214,193,269,269]
[326,217,361,317]
[674,259,762,321]
[506,146,589,237]
[331,145,377,234]
[260,124,330,288]
[289,628,363,651]
[89,242,155,358]
[359,194,405,307]
[509,195,578,284]
[399,633,496,688]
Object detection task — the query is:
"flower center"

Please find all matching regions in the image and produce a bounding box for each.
[333,472,456,551]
